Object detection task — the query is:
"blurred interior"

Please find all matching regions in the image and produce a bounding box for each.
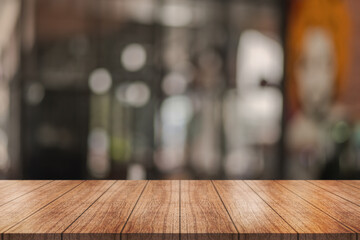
[0,0,359,180]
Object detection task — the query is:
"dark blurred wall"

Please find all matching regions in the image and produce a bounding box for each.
[2,0,359,180]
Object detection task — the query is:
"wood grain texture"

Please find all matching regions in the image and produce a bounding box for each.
[278,180,360,234]
[0,181,82,234]
[0,181,20,190]
[3,180,114,240]
[121,180,179,240]
[310,180,360,206]
[181,180,238,240]
[340,180,360,189]
[246,180,356,240]
[0,180,359,240]
[63,180,147,240]
[213,181,297,240]
[0,181,50,207]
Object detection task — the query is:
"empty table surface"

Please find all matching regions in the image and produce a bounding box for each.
[0,180,359,240]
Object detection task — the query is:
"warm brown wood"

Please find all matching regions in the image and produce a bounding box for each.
[181,180,238,240]
[310,180,360,206]
[3,180,114,240]
[213,180,297,240]
[0,181,82,234]
[0,181,20,190]
[246,180,356,240]
[278,180,360,234]
[0,181,50,207]
[341,180,360,189]
[121,180,179,240]
[0,180,359,240]
[63,180,147,240]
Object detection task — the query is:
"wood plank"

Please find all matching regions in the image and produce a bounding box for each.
[181,180,238,240]
[0,180,359,240]
[309,180,360,206]
[340,180,360,189]
[0,181,20,190]
[121,180,179,240]
[63,180,147,240]
[3,180,114,240]
[0,181,82,234]
[277,180,360,234]
[246,180,356,240]
[0,181,50,207]
[213,180,297,240]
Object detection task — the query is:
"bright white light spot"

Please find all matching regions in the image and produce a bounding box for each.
[235,30,284,144]
[26,82,45,105]
[121,44,147,72]
[160,95,193,126]
[116,82,150,108]
[89,68,112,94]
[162,72,187,96]
[127,163,146,180]
[237,30,283,89]
[160,3,193,27]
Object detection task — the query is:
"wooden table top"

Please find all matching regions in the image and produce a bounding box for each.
[0,180,359,240]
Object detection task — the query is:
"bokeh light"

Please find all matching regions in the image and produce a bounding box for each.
[89,68,112,95]
[121,44,147,72]
[116,82,150,108]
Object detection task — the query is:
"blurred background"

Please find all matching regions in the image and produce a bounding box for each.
[0,0,359,180]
